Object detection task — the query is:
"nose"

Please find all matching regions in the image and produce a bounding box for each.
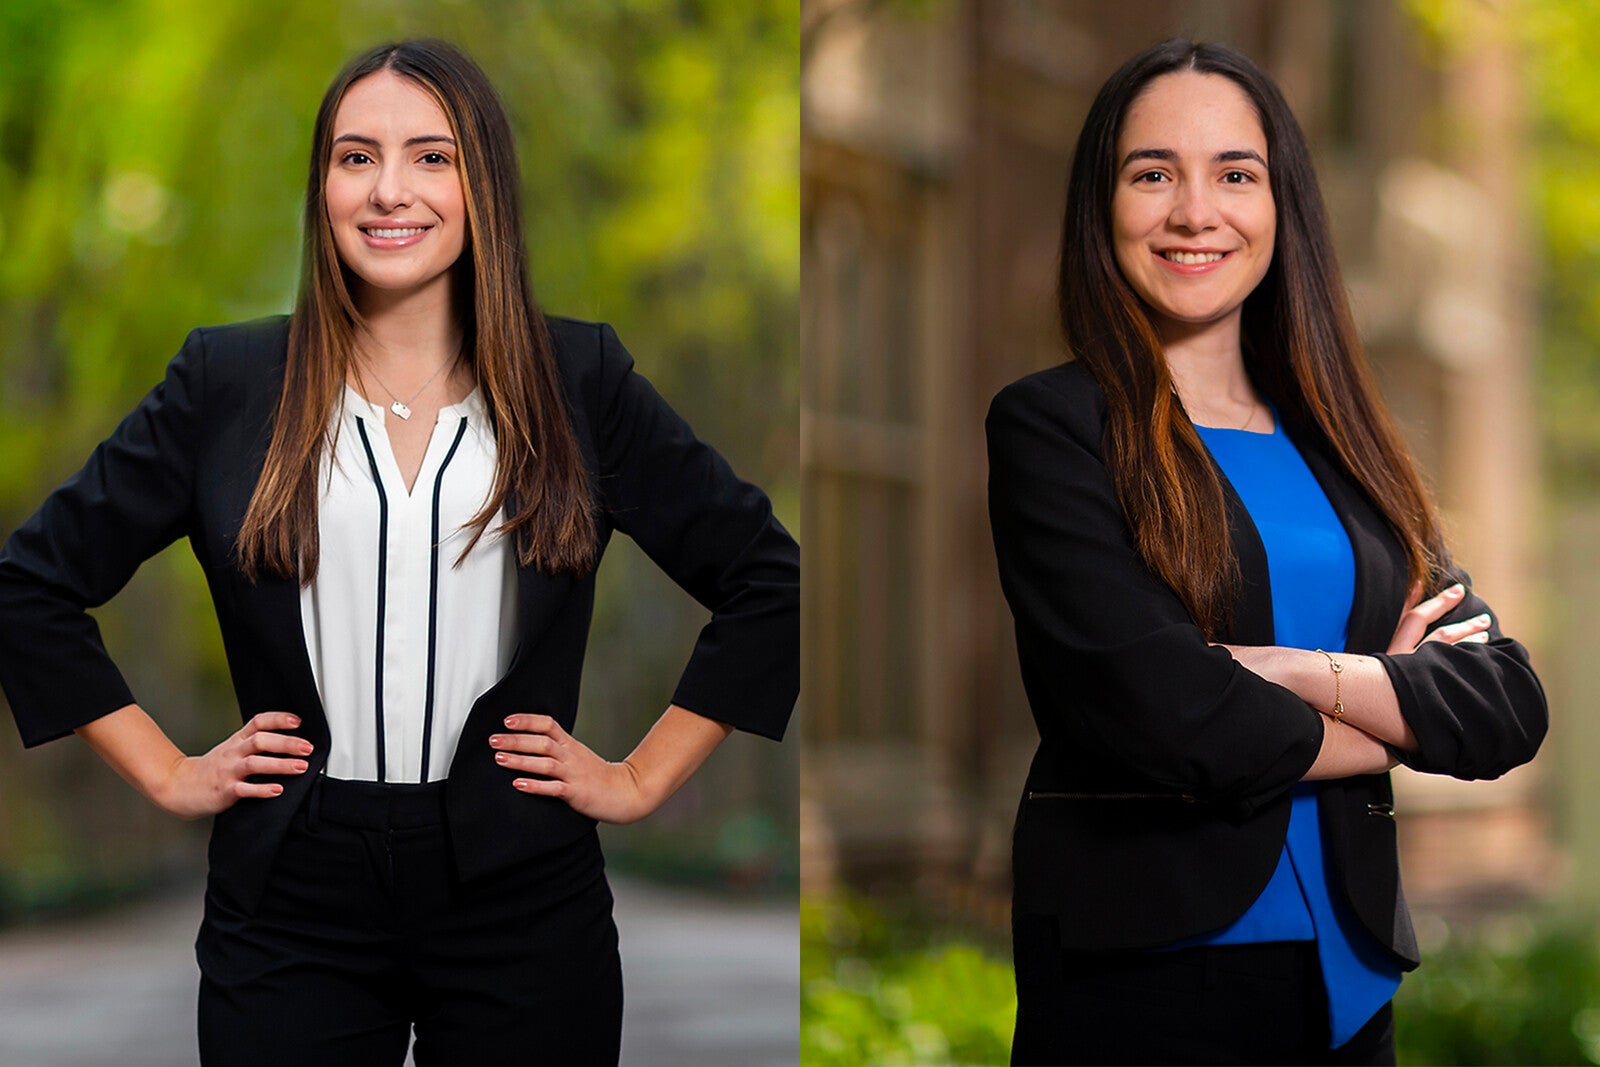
[369,159,412,212]
[1167,178,1221,233]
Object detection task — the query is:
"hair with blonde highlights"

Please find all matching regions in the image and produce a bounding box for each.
[1059,38,1444,637]
[238,39,596,583]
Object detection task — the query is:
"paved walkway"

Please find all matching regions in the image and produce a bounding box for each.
[0,878,797,1066]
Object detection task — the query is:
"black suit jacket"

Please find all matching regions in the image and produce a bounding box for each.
[987,361,1545,966]
[0,315,799,913]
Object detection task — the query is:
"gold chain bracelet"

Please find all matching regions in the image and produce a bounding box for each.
[1314,649,1344,725]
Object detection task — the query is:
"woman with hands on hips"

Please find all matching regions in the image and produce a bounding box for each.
[0,39,796,1066]
[987,39,1544,1066]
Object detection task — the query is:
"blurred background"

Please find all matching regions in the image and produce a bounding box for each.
[0,1,797,1064]
[801,0,1600,1063]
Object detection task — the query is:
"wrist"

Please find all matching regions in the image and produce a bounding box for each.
[147,753,194,817]
[1309,649,1345,721]
[616,758,662,822]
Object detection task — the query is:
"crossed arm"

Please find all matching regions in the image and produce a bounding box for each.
[1222,582,1491,780]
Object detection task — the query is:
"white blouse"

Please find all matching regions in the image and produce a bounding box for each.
[300,385,519,783]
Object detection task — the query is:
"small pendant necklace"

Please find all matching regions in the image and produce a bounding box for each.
[358,346,460,421]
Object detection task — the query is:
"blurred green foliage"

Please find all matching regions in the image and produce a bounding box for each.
[802,894,1015,1066]
[1524,0,1600,491]
[0,0,796,901]
[1409,0,1600,491]
[1395,914,1600,1065]
[802,894,1600,1066]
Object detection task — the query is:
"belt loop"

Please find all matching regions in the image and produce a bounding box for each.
[306,772,323,833]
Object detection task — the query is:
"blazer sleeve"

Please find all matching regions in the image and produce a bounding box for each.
[593,323,798,741]
[1371,568,1546,780]
[987,373,1323,814]
[0,329,207,747]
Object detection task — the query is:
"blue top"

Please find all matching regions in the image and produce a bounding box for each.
[1188,413,1403,1048]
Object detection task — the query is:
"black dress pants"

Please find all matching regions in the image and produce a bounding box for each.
[196,777,623,1066]
[1011,915,1395,1066]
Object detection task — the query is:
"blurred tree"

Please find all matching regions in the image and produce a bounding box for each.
[0,0,797,907]
[1411,0,1600,490]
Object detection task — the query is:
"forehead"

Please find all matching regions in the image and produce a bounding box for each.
[332,69,452,137]
[1117,71,1266,160]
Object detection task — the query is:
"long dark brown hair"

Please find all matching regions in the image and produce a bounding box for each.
[1059,38,1444,637]
[238,39,596,583]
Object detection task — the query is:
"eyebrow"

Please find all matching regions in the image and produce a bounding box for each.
[1120,147,1267,169]
[332,133,457,149]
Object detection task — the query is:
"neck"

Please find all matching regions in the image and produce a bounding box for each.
[1159,316,1255,414]
[351,275,463,372]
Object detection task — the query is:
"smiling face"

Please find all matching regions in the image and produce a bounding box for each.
[324,69,467,307]
[1111,71,1275,343]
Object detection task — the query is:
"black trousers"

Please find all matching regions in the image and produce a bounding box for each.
[196,776,623,1066]
[1011,915,1396,1066]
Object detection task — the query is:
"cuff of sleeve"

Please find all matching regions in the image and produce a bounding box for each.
[12,678,136,748]
[671,649,796,742]
[1224,700,1324,820]
[1370,650,1444,775]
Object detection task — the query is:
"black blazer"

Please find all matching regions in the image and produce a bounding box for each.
[0,315,798,913]
[987,361,1545,966]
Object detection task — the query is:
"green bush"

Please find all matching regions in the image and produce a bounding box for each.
[1395,915,1600,1065]
[801,895,1014,1066]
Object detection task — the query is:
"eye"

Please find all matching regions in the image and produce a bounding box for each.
[1220,170,1255,184]
[1132,170,1170,184]
[419,151,451,166]
[339,151,374,166]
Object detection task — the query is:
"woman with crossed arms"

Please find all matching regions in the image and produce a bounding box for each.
[989,39,1544,1065]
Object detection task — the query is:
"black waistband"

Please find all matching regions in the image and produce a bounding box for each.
[310,775,448,831]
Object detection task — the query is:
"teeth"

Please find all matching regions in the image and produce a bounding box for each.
[365,227,426,238]
[1163,251,1225,265]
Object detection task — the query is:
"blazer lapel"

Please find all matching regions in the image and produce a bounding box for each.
[1290,429,1408,654]
[238,571,329,740]
[1195,439,1276,644]
[497,565,576,684]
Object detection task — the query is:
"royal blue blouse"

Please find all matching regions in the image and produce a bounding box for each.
[1188,414,1403,1048]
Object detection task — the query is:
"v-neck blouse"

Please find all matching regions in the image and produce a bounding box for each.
[299,385,519,783]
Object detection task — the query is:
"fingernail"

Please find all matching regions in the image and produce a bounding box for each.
[504,717,516,728]
[294,761,308,772]
[1447,584,1465,597]
[272,785,284,795]
[489,736,503,748]
[1474,613,1491,624]
[495,752,508,764]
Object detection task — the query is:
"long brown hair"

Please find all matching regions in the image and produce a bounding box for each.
[238,39,596,583]
[1059,39,1444,638]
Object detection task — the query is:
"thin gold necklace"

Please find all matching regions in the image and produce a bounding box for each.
[1174,386,1262,432]
[357,345,461,421]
